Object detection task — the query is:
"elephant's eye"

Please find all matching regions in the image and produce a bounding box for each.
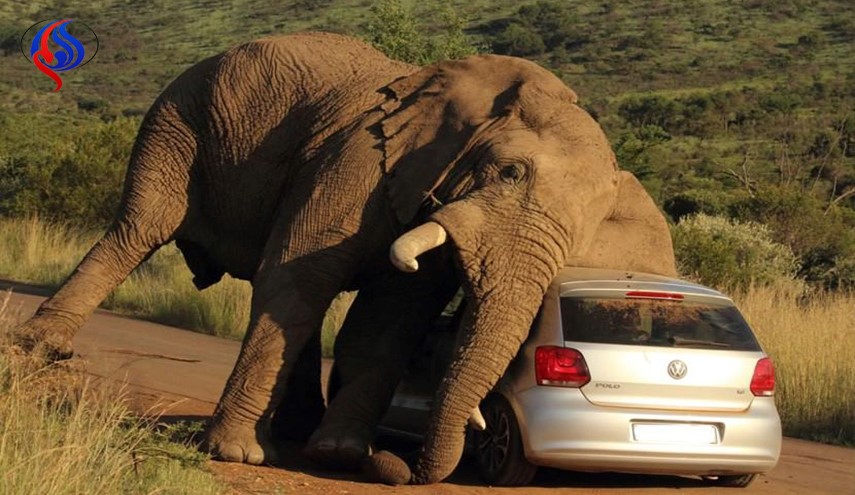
[499,164,525,183]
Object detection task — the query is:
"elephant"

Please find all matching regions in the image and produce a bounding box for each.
[13,32,676,484]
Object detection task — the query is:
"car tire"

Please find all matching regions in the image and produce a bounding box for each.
[704,474,757,488]
[474,394,538,486]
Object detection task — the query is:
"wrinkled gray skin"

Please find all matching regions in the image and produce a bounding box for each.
[14,33,675,484]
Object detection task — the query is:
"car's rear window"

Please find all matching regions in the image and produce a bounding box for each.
[560,296,761,351]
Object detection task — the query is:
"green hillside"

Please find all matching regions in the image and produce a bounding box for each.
[1,0,853,288]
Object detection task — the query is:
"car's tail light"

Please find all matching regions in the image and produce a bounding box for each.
[750,357,775,396]
[535,346,590,387]
[625,290,684,301]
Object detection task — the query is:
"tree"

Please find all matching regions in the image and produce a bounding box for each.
[491,1,585,56]
[362,0,480,65]
[516,1,580,50]
[618,95,681,130]
[613,124,671,181]
[492,23,544,56]
[731,186,855,288]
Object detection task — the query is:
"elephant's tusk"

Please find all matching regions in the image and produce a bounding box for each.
[468,406,486,431]
[389,221,448,272]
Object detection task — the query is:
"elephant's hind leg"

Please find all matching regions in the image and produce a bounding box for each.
[306,254,457,469]
[270,292,357,443]
[269,330,326,442]
[13,106,194,360]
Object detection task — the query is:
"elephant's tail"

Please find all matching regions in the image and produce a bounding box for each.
[363,450,413,485]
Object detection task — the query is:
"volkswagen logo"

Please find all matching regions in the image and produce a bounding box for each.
[667,360,688,379]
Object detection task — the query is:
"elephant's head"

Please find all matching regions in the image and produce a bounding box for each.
[372,55,623,484]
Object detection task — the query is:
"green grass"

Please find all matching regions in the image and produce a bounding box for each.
[2,0,852,281]
[2,0,851,110]
[0,292,224,495]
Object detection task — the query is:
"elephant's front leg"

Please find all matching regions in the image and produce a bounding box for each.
[305,257,457,469]
[205,261,343,465]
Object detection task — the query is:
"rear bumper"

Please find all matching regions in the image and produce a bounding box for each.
[509,387,782,476]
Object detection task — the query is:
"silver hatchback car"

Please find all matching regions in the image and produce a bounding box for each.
[379,267,782,487]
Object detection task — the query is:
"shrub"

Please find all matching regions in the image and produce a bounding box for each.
[617,93,727,137]
[516,1,581,50]
[618,95,681,130]
[672,214,798,290]
[76,97,109,113]
[759,91,802,115]
[492,22,545,56]
[0,116,139,227]
[0,22,19,55]
[363,0,428,64]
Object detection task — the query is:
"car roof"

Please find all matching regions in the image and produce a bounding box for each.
[552,267,728,300]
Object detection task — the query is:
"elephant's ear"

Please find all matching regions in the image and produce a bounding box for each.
[566,171,677,276]
[380,63,483,225]
[381,57,530,225]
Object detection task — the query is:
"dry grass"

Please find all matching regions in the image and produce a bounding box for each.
[105,245,252,340]
[2,216,852,445]
[0,291,223,494]
[0,215,252,340]
[0,216,102,288]
[733,282,855,445]
[0,216,352,348]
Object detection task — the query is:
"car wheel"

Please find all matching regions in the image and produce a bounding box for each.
[704,474,757,488]
[474,394,537,486]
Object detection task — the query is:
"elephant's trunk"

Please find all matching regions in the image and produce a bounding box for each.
[368,201,565,485]
[414,288,542,483]
[365,280,549,485]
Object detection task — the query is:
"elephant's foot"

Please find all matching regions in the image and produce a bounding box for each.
[304,423,373,470]
[204,419,278,465]
[10,315,75,362]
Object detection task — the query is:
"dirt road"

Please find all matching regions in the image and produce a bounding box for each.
[5,285,854,494]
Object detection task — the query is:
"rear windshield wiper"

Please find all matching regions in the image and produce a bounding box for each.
[668,336,732,348]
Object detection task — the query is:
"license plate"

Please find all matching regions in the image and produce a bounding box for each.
[632,423,720,444]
